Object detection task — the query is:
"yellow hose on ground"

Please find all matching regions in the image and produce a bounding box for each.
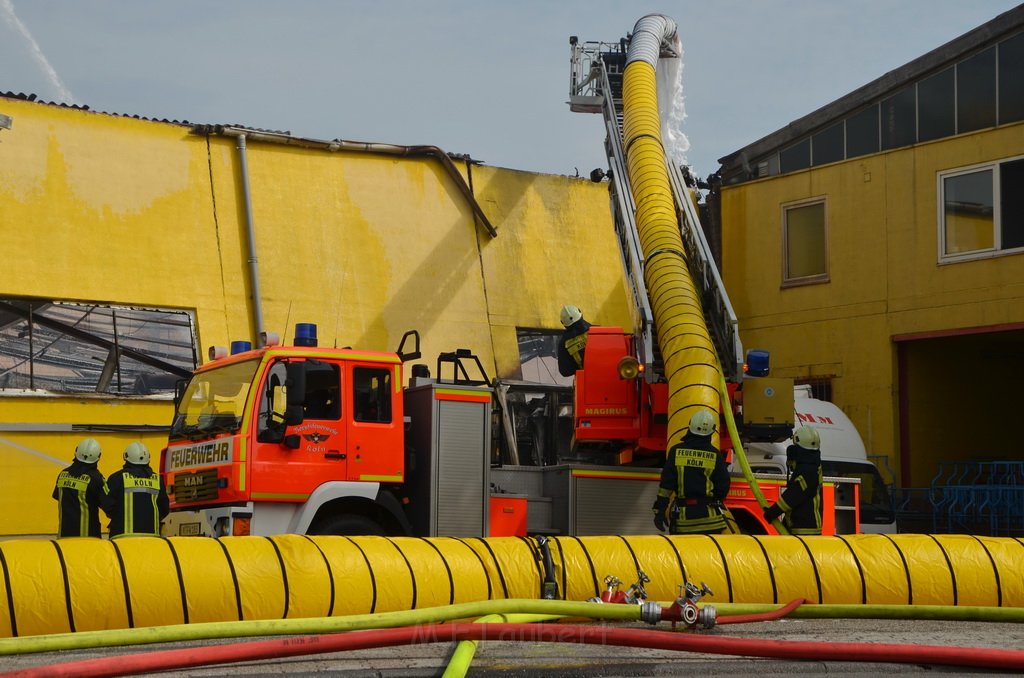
[0,599,637,657]
[1,533,1022,638]
[622,24,720,449]
[442,613,560,678]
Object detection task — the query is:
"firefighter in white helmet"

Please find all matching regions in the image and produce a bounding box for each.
[52,438,110,538]
[104,441,169,538]
[763,425,823,535]
[557,304,591,377]
[652,409,731,534]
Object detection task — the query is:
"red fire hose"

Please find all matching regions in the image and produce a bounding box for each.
[717,597,805,624]
[10,621,1024,677]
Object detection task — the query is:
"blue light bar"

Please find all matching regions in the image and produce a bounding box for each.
[745,349,770,377]
[294,323,318,347]
[230,341,252,355]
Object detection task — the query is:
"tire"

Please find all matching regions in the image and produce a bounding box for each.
[308,514,386,536]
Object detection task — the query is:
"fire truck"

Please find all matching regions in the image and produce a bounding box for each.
[161,18,861,538]
[160,321,858,538]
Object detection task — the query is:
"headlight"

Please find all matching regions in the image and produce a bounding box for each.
[617,356,643,380]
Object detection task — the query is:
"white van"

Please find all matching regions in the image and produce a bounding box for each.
[741,385,897,533]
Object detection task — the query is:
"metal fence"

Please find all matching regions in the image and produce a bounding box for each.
[894,460,1024,536]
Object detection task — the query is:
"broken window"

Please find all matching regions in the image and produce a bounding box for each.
[515,329,572,386]
[0,299,196,395]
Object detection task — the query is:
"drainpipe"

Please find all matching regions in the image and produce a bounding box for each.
[192,125,497,237]
[230,132,267,346]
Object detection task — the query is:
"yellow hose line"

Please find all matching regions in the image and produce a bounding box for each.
[717,373,789,534]
[709,602,1024,622]
[0,597,640,656]
[443,613,561,678]
[2,534,1023,640]
[622,58,721,448]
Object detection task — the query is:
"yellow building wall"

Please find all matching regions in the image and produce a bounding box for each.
[0,97,631,536]
[721,123,1024,481]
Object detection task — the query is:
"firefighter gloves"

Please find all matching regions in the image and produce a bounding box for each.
[652,497,669,532]
[763,503,784,523]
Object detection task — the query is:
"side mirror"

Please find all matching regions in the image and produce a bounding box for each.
[396,329,422,362]
[285,362,307,406]
[283,434,301,450]
[173,379,188,408]
[284,404,305,426]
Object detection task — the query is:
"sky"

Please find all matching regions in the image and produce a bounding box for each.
[1,1,1021,181]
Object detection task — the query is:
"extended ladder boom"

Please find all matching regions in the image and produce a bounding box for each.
[569,36,742,381]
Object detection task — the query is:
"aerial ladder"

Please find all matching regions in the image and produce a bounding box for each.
[557,16,825,536]
[568,18,745,449]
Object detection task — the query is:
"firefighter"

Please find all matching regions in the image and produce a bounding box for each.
[105,442,169,538]
[52,438,110,538]
[763,426,823,535]
[652,409,731,534]
[557,304,591,377]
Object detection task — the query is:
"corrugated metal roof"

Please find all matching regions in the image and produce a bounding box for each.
[0,90,291,135]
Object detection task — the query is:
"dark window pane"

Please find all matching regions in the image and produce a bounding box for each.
[1001,158,1024,250]
[999,32,1024,124]
[785,202,827,280]
[812,122,844,165]
[780,138,811,174]
[846,105,879,158]
[918,67,955,141]
[353,367,392,423]
[881,86,917,150]
[958,47,996,133]
[943,170,994,255]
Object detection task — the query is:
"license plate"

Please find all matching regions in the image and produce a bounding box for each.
[179,522,202,537]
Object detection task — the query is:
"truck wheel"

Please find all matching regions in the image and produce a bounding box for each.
[308,514,386,536]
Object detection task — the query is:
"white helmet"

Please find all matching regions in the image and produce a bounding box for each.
[124,441,151,465]
[793,426,821,451]
[75,438,102,464]
[688,410,716,437]
[560,304,583,328]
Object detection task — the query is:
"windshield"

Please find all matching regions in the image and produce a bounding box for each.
[822,460,895,524]
[169,359,260,441]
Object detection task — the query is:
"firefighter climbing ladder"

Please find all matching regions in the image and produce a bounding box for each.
[568,37,743,382]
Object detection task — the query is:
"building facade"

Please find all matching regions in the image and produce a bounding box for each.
[716,7,1024,493]
[0,95,630,536]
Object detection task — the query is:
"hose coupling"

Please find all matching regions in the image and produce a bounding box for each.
[639,601,663,625]
[697,604,717,629]
[666,581,716,630]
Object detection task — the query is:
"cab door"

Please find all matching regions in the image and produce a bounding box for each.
[345,361,404,483]
[250,358,348,498]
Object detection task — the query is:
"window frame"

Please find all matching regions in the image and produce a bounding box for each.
[0,299,197,395]
[937,155,1024,264]
[781,196,830,287]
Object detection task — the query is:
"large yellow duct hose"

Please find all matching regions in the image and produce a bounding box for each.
[1,534,1022,638]
[622,16,721,446]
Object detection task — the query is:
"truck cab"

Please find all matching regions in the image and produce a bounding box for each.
[161,330,414,537]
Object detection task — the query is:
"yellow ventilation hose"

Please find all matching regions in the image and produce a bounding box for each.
[622,16,721,447]
[1,534,1022,638]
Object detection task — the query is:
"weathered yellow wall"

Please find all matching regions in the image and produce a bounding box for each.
[721,123,1024,482]
[0,398,171,536]
[0,97,631,536]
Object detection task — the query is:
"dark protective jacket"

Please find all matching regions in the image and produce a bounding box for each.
[776,444,823,535]
[557,319,592,377]
[653,431,731,534]
[52,460,109,538]
[105,462,170,538]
